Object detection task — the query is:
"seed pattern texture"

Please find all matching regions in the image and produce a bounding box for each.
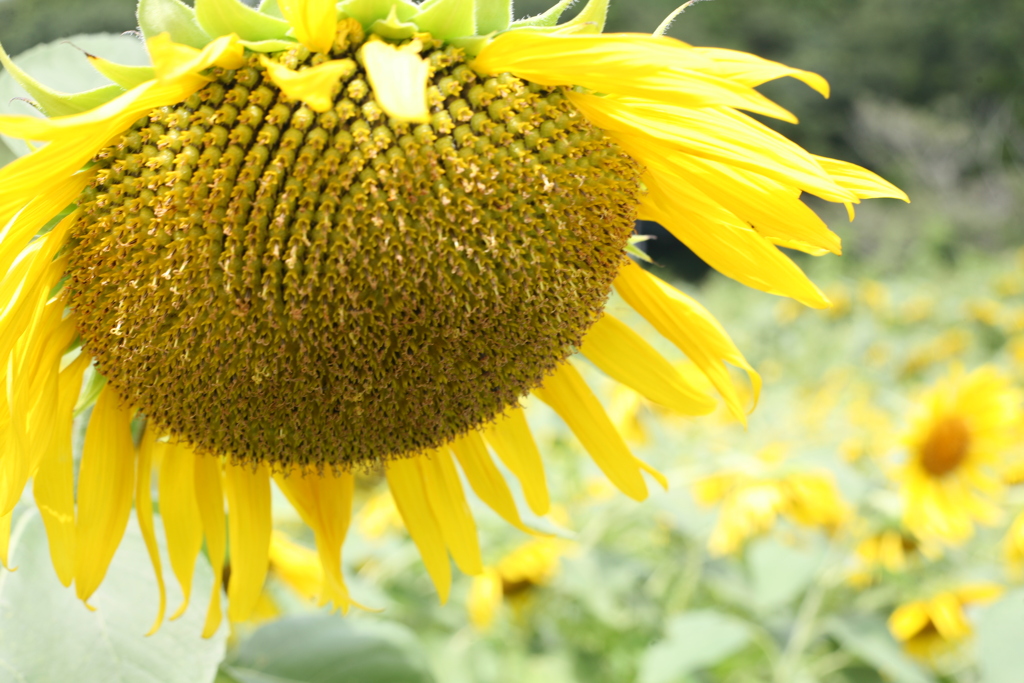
[65,21,642,469]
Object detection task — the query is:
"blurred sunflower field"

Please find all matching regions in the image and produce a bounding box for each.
[2,0,1024,682]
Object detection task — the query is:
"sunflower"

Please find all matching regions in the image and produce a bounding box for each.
[0,0,904,634]
[467,537,565,630]
[888,583,1003,662]
[899,365,1022,544]
[692,446,849,555]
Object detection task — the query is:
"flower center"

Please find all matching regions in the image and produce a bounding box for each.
[919,416,971,476]
[64,27,642,470]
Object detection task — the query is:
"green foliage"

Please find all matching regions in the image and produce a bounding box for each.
[220,615,436,683]
[0,511,226,682]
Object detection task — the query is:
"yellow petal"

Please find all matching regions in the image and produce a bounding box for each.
[147,32,245,84]
[450,431,529,531]
[33,352,91,588]
[581,313,717,415]
[278,0,337,54]
[568,92,855,203]
[4,303,75,516]
[419,450,482,576]
[533,361,663,501]
[467,568,503,630]
[637,167,829,308]
[223,460,271,622]
[135,425,168,634]
[267,530,322,601]
[926,592,970,641]
[274,466,355,610]
[159,441,204,620]
[385,456,452,602]
[474,32,799,122]
[0,509,12,570]
[813,155,910,202]
[360,40,431,123]
[614,260,760,424]
[481,407,550,516]
[74,384,137,602]
[691,47,830,97]
[889,602,930,641]
[259,56,357,113]
[0,78,203,222]
[0,172,91,279]
[194,454,227,638]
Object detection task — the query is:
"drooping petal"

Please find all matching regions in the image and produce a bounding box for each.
[194,454,227,638]
[259,56,357,113]
[385,456,452,602]
[223,460,271,622]
[450,431,529,531]
[474,32,799,122]
[533,361,665,500]
[580,313,717,415]
[0,171,91,276]
[278,0,338,54]
[74,384,137,603]
[568,92,855,203]
[32,352,90,588]
[637,167,829,308]
[360,40,431,123]
[134,424,168,633]
[274,466,355,610]
[614,260,760,424]
[481,407,550,516]
[159,441,204,619]
[419,450,482,575]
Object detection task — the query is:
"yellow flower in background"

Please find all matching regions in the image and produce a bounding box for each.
[899,366,1022,544]
[694,448,849,555]
[848,528,939,587]
[468,538,566,630]
[356,491,403,540]
[888,584,1003,662]
[0,0,904,634]
[1001,512,1024,577]
[900,329,971,378]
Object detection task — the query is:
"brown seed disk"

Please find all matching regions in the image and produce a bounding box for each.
[64,24,643,470]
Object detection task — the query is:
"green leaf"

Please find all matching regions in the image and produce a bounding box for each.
[86,57,156,89]
[558,0,609,34]
[258,0,285,18]
[510,0,574,28]
[976,587,1024,683]
[138,0,212,48]
[368,6,420,41]
[411,0,476,40]
[339,0,418,28]
[638,610,752,683]
[195,0,291,42]
[0,33,149,156]
[224,614,436,683]
[0,42,123,117]
[825,616,935,683]
[475,0,511,34]
[0,511,227,683]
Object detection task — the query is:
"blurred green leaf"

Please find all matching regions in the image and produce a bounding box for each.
[975,587,1024,683]
[748,537,824,613]
[223,614,436,683]
[638,609,751,683]
[0,511,227,683]
[825,616,934,683]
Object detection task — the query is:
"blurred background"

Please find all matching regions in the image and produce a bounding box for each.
[2,1,1024,682]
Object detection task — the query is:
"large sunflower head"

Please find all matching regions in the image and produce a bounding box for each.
[0,0,905,635]
[899,365,1022,543]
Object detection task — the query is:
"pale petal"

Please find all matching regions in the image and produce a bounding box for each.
[360,40,431,123]
[259,57,357,113]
